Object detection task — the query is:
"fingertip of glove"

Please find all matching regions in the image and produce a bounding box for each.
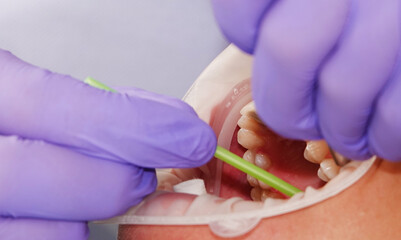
[368,141,400,162]
[172,100,198,116]
[254,101,321,141]
[333,147,373,161]
[176,120,217,168]
[0,50,21,71]
[193,124,218,164]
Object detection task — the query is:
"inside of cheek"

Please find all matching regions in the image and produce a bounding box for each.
[219,127,325,200]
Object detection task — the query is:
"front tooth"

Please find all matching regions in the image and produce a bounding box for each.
[243,150,255,164]
[258,180,272,190]
[244,150,260,187]
[238,115,264,133]
[247,175,259,187]
[254,153,273,189]
[319,158,340,180]
[255,153,271,170]
[250,187,262,201]
[240,101,257,118]
[261,189,282,201]
[237,129,265,150]
[304,140,329,164]
[317,168,329,182]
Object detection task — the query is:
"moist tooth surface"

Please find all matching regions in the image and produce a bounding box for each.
[319,159,340,180]
[237,101,346,201]
[317,168,330,182]
[237,128,265,150]
[304,140,329,164]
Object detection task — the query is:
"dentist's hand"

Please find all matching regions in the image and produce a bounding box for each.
[212,0,401,161]
[0,49,216,239]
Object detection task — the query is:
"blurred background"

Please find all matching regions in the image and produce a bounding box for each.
[0,0,228,239]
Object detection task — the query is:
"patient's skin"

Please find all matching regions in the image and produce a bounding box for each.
[119,158,401,239]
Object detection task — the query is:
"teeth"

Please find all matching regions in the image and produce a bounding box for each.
[254,153,272,189]
[254,153,271,170]
[243,150,255,164]
[304,140,329,164]
[251,188,282,202]
[244,150,260,187]
[317,168,330,182]
[250,187,262,201]
[244,151,272,189]
[240,101,258,119]
[237,129,265,150]
[258,180,272,190]
[238,102,285,202]
[237,115,265,133]
[319,159,340,180]
[247,175,259,187]
[238,102,346,201]
[261,189,282,201]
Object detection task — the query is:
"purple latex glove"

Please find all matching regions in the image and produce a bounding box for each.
[0,218,88,240]
[0,49,216,239]
[212,0,401,161]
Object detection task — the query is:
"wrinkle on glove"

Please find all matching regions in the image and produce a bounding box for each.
[212,0,401,161]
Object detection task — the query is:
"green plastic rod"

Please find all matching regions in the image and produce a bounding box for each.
[215,146,302,197]
[84,77,303,197]
[85,77,117,93]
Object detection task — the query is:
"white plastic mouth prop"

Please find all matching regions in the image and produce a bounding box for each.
[100,45,376,238]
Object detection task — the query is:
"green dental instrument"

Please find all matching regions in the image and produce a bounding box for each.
[84,77,303,197]
[214,146,302,197]
[84,77,117,93]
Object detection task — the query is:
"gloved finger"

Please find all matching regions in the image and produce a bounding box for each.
[0,218,88,240]
[0,136,156,220]
[368,65,401,161]
[211,0,273,53]
[252,0,349,140]
[317,0,401,160]
[0,50,216,167]
[113,86,197,115]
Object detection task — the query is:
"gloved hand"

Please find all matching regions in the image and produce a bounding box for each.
[212,0,401,161]
[0,49,216,239]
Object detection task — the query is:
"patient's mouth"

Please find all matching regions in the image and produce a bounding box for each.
[158,82,346,203]
[104,46,377,239]
[155,78,360,207]
[221,101,327,201]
